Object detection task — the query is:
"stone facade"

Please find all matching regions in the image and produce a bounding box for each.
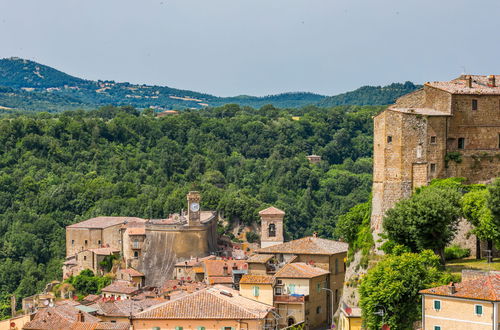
[259,206,285,248]
[371,75,500,245]
[64,192,218,285]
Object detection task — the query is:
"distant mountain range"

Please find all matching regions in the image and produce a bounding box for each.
[0,57,420,112]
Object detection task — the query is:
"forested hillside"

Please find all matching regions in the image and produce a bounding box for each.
[0,57,418,112]
[0,104,378,317]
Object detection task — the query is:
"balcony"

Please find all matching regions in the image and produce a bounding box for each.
[274,294,308,303]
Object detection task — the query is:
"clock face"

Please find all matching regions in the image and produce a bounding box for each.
[190,202,200,212]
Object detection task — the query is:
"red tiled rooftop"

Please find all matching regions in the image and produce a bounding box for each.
[256,236,348,255]
[420,274,500,301]
[67,217,146,229]
[274,262,330,279]
[204,260,247,277]
[240,275,274,285]
[134,285,273,320]
[259,206,285,216]
[119,268,144,277]
[101,281,140,295]
[23,305,100,330]
[426,75,500,95]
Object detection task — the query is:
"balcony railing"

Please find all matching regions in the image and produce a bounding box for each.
[274,294,308,303]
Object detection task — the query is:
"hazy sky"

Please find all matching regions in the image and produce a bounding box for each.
[1,0,499,96]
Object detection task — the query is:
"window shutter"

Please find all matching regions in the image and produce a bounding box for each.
[476,304,483,315]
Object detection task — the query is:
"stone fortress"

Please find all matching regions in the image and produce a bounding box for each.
[63,191,217,286]
[342,74,500,311]
[371,74,500,251]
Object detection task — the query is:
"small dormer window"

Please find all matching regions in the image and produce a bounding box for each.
[472,99,478,111]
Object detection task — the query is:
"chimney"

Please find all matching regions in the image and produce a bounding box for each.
[465,75,473,88]
[488,75,496,87]
[448,282,456,295]
[76,310,84,322]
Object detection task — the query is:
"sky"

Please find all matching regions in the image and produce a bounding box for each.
[1,0,499,97]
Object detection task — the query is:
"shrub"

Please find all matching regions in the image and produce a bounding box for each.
[245,231,260,243]
[445,244,470,260]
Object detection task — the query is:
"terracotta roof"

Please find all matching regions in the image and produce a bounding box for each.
[247,254,273,263]
[82,294,101,304]
[119,268,144,277]
[160,279,208,294]
[134,285,273,320]
[387,107,451,117]
[204,260,247,277]
[101,281,140,295]
[426,75,500,95]
[259,207,285,216]
[71,322,130,330]
[420,274,500,301]
[91,299,164,317]
[240,275,274,285]
[67,217,146,229]
[127,227,146,236]
[256,236,348,255]
[174,255,216,267]
[274,262,330,279]
[208,276,234,285]
[23,305,100,330]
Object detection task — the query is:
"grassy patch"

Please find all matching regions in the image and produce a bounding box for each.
[445,258,500,279]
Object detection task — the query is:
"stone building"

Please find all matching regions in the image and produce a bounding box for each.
[371,75,500,251]
[259,206,285,248]
[64,191,218,285]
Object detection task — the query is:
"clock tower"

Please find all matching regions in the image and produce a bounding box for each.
[187,191,201,226]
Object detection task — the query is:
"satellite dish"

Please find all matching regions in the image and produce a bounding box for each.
[43,300,49,306]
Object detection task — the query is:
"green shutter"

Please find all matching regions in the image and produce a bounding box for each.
[175,327,183,330]
[433,300,441,310]
[253,285,260,297]
[476,304,483,315]
[434,326,441,330]
[197,327,206,330]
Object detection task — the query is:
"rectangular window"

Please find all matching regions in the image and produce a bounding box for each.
[472,99,478,110]
[434,326,441,330]
[275,287,282,295]
[317,283,321,293]
[433,300,441,311]
[71,240,74,245]
[335,258,339,274]
[458,138,465,149]
[430,136,437,144]
[152,327,160,330]
[288,284,296,294]
[475,304,483,315]
[133,240,139,248]
[83,256,87,261]
[197,327,206,330]
[430,163,436,173]
[84,240,88,245]
[97,240,101,246]
[252,286,260,297]
[175,327,183,330]
[387,135,393,143]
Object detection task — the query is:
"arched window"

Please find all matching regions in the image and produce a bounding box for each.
[134,251,139,258]
[268,223,276,237]
[288,317,295,327]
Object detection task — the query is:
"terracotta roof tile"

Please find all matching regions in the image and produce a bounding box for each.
[256,236,348,255]
[203,260,247,277]
[247,254,273,263]
[420,274,500,301]
[274,262,330,279]
[259,207,285,216]
[240,275,274,285]
[23,305,100,330]
[101,281,140,295]
[91,299,164,317]
[67,217,146,229]
[426,75,500,95]
[208,276,234,284]
[126,227,146,236]
[134,285,273,320]
[118,268,144,277]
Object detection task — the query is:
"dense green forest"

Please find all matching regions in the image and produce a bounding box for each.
[0,57,419,112]
[0,103,378,317]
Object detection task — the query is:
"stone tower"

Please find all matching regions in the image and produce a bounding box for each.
[259,206,285,248]
[187,191,201,226]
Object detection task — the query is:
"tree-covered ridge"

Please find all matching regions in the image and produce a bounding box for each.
[317,82,421,107]
[0,104,378,318]
[0,57,418,112]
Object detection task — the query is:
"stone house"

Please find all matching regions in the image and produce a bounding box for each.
[420,271,500,330]
[371,75,500,255]
[131,285,275,330]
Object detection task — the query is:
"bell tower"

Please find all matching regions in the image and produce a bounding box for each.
[259,206,285,248]
[187,191,201,226]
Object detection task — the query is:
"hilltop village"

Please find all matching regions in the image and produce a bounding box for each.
[2,74,500,330]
